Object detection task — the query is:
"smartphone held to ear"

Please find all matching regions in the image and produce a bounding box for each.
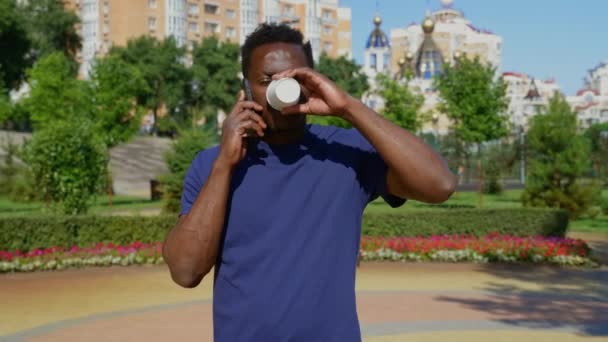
[242,78,301,111]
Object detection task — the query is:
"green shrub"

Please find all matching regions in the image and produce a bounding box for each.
[361,208,568,238]
[0,215,176,252]
[601,197,608,216]
[0,208,569,252]
[585,206,601,219]
[21,120,108,214]
[160,127,217,213]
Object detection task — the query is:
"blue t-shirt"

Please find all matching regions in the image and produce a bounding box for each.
[180,124,405,341]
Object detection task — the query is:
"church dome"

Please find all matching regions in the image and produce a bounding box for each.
[366,15,390,49]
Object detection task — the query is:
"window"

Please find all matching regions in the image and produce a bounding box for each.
[148,17,157,30]
[370,53,377,69]
[324,42,332,52]
[226,26,236,38]
[204,22,219,34]
[189,4,198,15]
[226,9,236,19]
[103,22,109,33]
[103,3,109,14]
[189,22,198,32]
[323,26,332,35]
[148,0,157,9]
[383,53,390,69]
[283,4,294,16]
[204,4,219,14]
[322,10,332,19]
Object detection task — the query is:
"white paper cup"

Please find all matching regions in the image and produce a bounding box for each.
[266,78,301,110]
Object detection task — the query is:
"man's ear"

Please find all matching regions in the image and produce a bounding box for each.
[303,41,314,69]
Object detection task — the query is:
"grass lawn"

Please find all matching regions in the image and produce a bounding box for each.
[0,195,162,217]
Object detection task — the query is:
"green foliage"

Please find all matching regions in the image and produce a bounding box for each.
[0,101,32,132]
[481,141,517,194]
[311,53,369,128]
[522,94,601,218]
[25,52,94,128]
[316,52,369,99]
[0,91,11,123]
[21,120,108,215]
[160,127,217,213]
[0,138,20,196]
[0,208,568,251]
[601,197,608,215]
[376,73,425,131]
[109,36,190,132]
[434,56,509,143]
[18,0,81,66]
[584,122,608,184]
[90,55,147,147]
[0,0,31,90]
[362,208,569,238]
[191,36,240,114]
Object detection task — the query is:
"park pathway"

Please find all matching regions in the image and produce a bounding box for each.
[1,262,607,342]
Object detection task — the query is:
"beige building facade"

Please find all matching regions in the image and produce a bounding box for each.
[64,0,352,78]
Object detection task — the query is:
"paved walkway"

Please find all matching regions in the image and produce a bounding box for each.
[1,262,607,342]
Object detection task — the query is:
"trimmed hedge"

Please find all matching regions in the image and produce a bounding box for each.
[362,208,568,237]
[0,208,569,252]
[0,216,176,252]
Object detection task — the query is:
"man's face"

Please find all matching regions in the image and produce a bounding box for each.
[246,42,308,133]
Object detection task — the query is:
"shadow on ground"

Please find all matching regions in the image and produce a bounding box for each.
[437,264,608,336]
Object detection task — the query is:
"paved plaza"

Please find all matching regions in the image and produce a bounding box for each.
[1,261,607,342]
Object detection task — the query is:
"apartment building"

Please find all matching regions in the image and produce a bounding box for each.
[64,0,351,77]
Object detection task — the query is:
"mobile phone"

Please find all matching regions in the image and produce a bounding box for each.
[241,78,260,139]
[242,78,253,101]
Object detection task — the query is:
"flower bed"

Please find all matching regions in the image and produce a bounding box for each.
[0,234,599,273]
[360,233,598,267]
[0,241,164,273]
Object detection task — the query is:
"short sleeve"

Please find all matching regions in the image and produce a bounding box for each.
[179,149,217,216]
[347,129,406,208]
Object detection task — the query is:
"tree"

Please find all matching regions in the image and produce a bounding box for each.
[584,122,608,184]
[90,55,148,147]
[521,94,601,218]
[160,127,217,213]
[19,0,81,67]
[109,36,190,132]
[22,120,108,215]
[191,36,240,118]
[0,0,31,90]
[376,73,424,131]
[24,52,94,128]
[311,53,369,127]
[434,56,509,206]
[434,57,508,144]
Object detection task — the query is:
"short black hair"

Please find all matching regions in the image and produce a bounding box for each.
[241,23,314,78]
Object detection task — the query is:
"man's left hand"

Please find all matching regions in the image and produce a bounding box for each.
[272,68,351,117]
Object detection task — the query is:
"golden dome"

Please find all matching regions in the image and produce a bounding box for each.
[453,50,462,59]
[405,52,414,61]
[422,16,435,34]
[398,57,406,66]
[373,15,382,26]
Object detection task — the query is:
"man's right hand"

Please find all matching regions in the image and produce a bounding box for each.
[216,91,267,168]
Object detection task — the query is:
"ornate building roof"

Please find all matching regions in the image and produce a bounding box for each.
[366,15,390,49]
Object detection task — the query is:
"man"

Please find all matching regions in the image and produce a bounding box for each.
[163,23,456,341]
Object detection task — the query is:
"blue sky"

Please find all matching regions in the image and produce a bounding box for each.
[339,0,608,95]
